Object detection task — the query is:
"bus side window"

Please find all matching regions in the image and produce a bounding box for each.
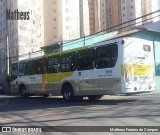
[47,56,60,73]
[77,49,94,71]
[11,63,18,80]
[95,44,118,69]
[61,52,76,72]
[19,62,26,76]
[36,58,47,74]
[27,60,36,75]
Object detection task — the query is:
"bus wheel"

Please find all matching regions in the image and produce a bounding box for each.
[43,94,49,98]
[20,88,28,98]
[62,84,74,102]
[87,95,103,101]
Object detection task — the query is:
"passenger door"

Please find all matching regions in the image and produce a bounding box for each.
[77,49,97,95]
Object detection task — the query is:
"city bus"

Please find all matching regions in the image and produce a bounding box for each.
[10,37,155,101]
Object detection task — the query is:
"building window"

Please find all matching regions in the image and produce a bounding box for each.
[66,17,70,21]
[31,39,36,43]
[66,0,69,4]
[66,26,70,30]
[47,56,60,73]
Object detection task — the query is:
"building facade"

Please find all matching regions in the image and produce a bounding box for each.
[7,0,82,63]
[96,0,160,32]
[7,0,45,62]
[80,0,96,37]
[0,0,7,88]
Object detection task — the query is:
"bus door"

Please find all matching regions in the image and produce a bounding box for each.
[94,44,118,93]
[26,60,39,93]
[77,49,97,94]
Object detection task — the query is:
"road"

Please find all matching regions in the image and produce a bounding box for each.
[0,93,160,134]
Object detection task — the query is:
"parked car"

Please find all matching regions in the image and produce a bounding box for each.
[0,84,4,94]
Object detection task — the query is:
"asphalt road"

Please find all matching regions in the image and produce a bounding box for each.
[0,93,160,135]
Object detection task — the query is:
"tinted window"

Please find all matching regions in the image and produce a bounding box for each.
[61,52,76,72]
[47,56,60,73]
[77,49,94,71]
[143,45,151,52]
[95,44,118,69]
[36,58,47,74]
[19,62,26,76]
[26,60,36,75]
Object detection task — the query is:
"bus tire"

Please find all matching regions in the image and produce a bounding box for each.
[19,85,28,98]
[43,94,49,98]
[62,84,74,102]
[87,95,103,101]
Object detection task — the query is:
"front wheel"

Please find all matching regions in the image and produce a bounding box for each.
[62,85,74,102]
[87,95,103,101]
[43,94,49,98]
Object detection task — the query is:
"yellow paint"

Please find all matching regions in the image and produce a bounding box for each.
[41,71,74,91]
[45,73,61,83]
[59,72,74,81]
[121,64,152,76]
[44,46,88,58]
[121,64,132,76]
[134,64,152,76]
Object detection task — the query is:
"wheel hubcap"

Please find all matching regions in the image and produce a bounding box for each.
[65,90,71,99]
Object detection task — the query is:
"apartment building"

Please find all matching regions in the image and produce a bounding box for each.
[97,0,160,32]
[7,0,45,62]
[98,0,121,32]
[0,0,7,85]
[80,0,96,37]
[44,0,80,44]
[7,0,81,63]
[57,0,80,41]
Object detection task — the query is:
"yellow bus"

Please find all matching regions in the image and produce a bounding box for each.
[11,37,155,101]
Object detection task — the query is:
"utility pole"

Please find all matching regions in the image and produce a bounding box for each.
[6,36,10,75]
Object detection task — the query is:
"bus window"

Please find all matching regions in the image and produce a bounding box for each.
[19,62,27,76]
[77,49,94,71]
[27,60,36,75]
[61,52,76,72]
[11,63,18,80]
[95,44,118,69]
[47,56,60,73]
[36,58,47,74]
[143,45,151,52]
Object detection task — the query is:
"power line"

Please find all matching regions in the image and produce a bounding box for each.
[0,11,159,62]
